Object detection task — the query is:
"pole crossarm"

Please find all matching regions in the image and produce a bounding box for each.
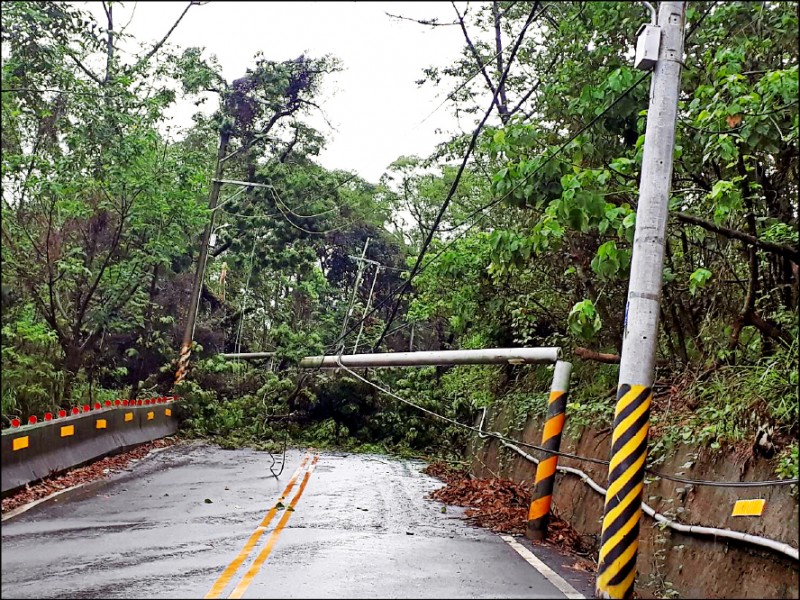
[221,352,276,359]
[299,347,560,369]
[212,178,276,189]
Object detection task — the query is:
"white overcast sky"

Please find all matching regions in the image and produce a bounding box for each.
[78,1,473,183]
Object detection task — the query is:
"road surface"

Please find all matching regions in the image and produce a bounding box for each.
[1,442,592,598]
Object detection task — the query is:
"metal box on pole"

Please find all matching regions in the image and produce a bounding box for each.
[634,24,661,70]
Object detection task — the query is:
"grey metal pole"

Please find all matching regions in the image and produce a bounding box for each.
[299,347,560,369]
[595,3,686,599]
[353,264,380,353]
[221,352,276,360]
[526,360,572,541]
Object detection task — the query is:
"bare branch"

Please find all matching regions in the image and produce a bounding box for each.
[674,211,799,263]
[65,52,103,85]
[133,1,195,70]
[385,12,459,26]
[452,2,503,120]
[574,346,620,364]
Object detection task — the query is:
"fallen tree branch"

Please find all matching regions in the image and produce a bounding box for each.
[573,346,620,364]
[574,346,669,366]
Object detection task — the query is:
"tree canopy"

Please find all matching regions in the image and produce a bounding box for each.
[1,1,797,477]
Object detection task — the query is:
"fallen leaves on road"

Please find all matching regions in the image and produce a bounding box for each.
[423,461,591,560]
[1,437,178,514]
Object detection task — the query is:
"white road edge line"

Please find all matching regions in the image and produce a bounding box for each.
[2,444,176,522]
[1,482,91,522]
[500,534,585,599]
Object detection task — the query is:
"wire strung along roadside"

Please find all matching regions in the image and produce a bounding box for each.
[317,67,652,364]
[371,0,544,352]
[314,3,734,365]
[335,356,799,489]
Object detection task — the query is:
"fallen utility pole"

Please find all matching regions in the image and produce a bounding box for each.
[299,347,560,369]
[595,3,687,599]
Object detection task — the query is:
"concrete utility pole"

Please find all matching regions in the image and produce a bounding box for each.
[174,130,231,388]
[595,2,686,599]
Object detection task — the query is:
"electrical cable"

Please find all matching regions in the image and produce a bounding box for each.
[314,0,727,362]
[372,1,544,352]
[313,3,710,363]
[370,68,652,353]
[310,67,652,369]
[269,188,360,236]
[494,432,799,561]
[268,429,288,478]
[336,355,799,489]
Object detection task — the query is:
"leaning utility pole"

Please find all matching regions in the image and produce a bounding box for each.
[174,129,231,387]
[595,3,686,599]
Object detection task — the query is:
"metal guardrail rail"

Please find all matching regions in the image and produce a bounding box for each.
[1,398,180,495]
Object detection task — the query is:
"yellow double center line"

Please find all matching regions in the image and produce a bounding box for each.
[205,450,319,599]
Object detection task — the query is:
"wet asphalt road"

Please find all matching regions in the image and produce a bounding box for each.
[1,442,591,599]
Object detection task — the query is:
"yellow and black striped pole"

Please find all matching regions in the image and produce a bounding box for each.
[595,2,686,597]
[526,360,572,541]
[174,342,192,387]
[595,384,651,598]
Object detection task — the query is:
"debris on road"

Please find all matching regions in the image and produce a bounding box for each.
[423,461,593,565]
[2,437,179,514]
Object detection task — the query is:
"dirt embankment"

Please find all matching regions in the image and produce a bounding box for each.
[470,409,799,599]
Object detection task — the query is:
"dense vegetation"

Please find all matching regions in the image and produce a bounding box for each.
[2,2,797,478]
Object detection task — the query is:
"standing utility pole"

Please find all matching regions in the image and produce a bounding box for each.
[174,129,231,387]
[337,238,370,353]
[595,3,686,599]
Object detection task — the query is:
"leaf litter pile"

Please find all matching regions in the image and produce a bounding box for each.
[2,437,178,514]
[423,461,594,568]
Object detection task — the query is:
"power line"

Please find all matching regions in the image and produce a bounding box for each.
[372,68,651,351]
[336,357,799,489]
[316,65,651,362]
[372,1,544,352]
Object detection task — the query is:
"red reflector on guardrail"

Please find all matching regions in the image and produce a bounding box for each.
[105,400,112,407]
[137,400,143,406]
[94,403,101,410]
[72,408,80,415]
[11,419,21,427]
[44,413,53,421]
[28,416,38,425]
[59,410,67,418]
[83,405,90,412]
[115,400,121,406]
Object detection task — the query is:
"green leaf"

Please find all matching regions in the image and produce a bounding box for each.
[688,268,713,296]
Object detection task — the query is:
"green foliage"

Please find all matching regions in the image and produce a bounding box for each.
[688,268,713,296]
[568,300,603,340]
[1,0,797,475]
[776,445,799,482]
[1,304,62,418]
